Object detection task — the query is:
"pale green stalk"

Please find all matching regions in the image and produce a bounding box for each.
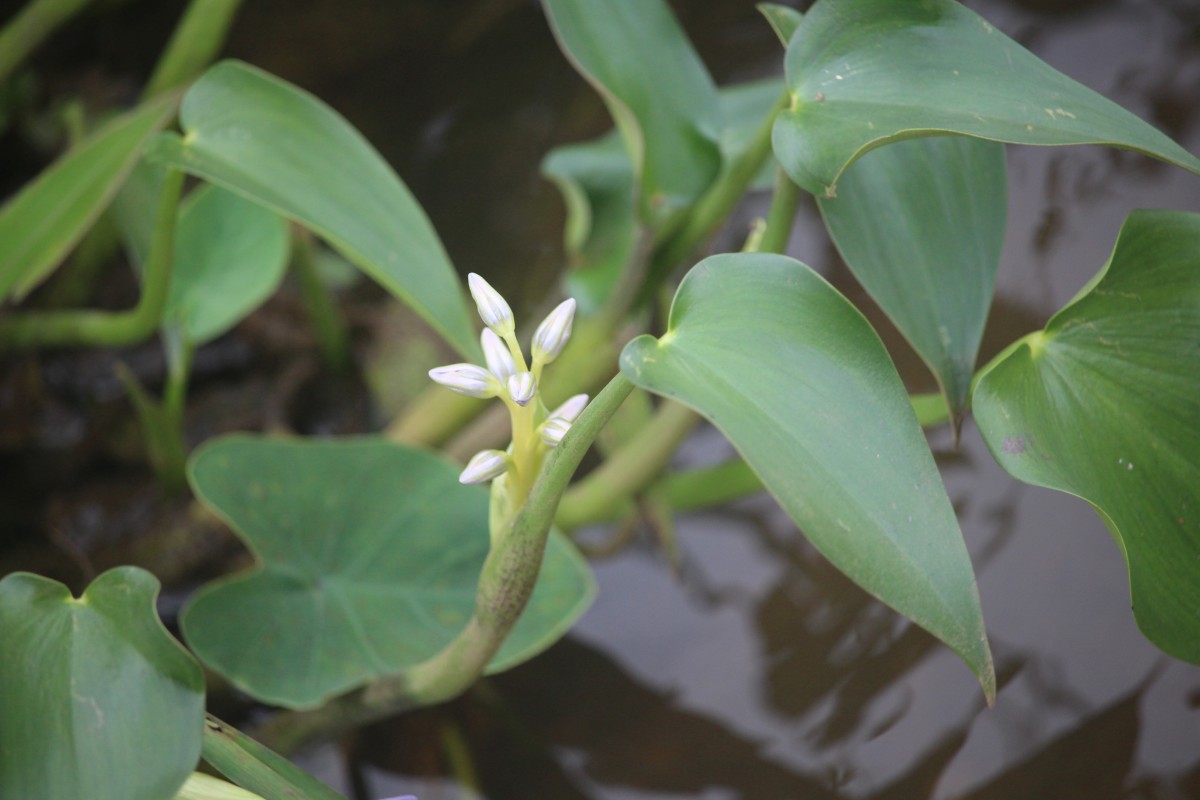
[290,230,350,370]
[555,399,698,530]
[0,168,185,348]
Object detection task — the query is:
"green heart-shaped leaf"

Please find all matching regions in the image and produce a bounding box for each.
[541,0,722,226]
[973,210,1200,663]
[166,183,290,346]
[0,96,176,301]
[620,253,994,699]
[0,567,204,800]
[183,435,595,709]
[147,61,478,360]
[773,0,1200,196]
[819,136,1007,421]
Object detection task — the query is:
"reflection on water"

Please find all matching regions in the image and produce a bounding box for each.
[231,0,1196,797]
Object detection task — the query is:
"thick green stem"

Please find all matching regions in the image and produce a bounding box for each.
[643,90,789,292]
[757,165,801,255]
[258,373,636,753]
[595,224,654,329]
[290,230,350,370]
[556,399,698,530]
[143,0,244,98]
[0,168,185,349]
[661,459,765,513]
[0,0,93,85]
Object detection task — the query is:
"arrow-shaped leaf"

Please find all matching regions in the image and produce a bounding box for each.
[973,210,1200,663]
[620,252,994,699]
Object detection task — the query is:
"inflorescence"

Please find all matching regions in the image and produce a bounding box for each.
[429,274,587,502]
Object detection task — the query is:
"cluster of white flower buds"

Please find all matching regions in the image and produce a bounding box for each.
[429,273,587,488]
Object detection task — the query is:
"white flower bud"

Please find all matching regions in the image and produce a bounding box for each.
[481,328,517,382]
[428,363,500,398]
[531,298,576,365]
[540,416,571,447]
[459,449,509,484]
[507,371,537,406]
[548,393,588,424]
[468,273,514,335]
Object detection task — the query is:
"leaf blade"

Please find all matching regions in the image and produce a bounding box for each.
[541,0,722,225]
[0,567,205,800]
[148,61,478,359]
[620,253,994,698]
[773,0,1200,196]
[0,96,176,300]
[973,210,1200,663]
[183,435,594,709]
[818,136,1007,420]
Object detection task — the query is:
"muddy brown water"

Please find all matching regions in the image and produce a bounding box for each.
[3,0,1200,798]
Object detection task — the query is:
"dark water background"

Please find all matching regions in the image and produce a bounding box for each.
[2,0,1199,798]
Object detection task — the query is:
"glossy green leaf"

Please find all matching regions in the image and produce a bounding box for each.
[147,60,479,359]
[542,131,636,314]
[183,435,596,709]
[542,79,782,312]
[0,96,176,301]
[758,3,803,45]
[0,567,205,800]
[620,253,994,698]
[542,0,722,226]
[167,184,290,345]
[773,0,1200,196]
[819,136,1006,421]
[973,210,1200,663]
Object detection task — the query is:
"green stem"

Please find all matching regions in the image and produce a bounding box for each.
[757,165,801,255]
[385,388,485,447]
[555,399,698,530]
[595,224,654,328]
[661,459,764,513]
[290,229,350,370]
[202,714,347,800]
[143,0,244,98]
[162,331,192,424]
[0,168,185,349]
[0,0,93,85]
[258,372,636,753]
[643,90,789,292]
